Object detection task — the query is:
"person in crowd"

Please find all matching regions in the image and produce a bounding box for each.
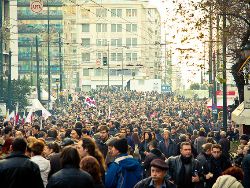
[0,137,44,188]
[143,140,165,178]
[70,128,82,142]
[32,124,40,138]
[234,145,245,167]
[80,156,105,188]
[204,144,232,188]
[166,141,203,188]
[159,129,178,158]
[30,139,50,187]
[139,130,152,160]
[218,131,230,159]
[194,129,207,154]
[43,142,60,160]
[134,159,175,188]
[212,166,244,188]
[242,145,250,188]
[77,136,106,179]
[105,138,143,188]
[47,146,95,188]
[96,125,110,158]
[239,134,249,147]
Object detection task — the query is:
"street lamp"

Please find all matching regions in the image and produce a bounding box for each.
[56,78,59,101]
[239,41,250,84]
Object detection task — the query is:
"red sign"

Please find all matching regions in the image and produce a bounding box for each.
[96,59,101,66]
[216,90,236,96]
[30,0,43,13]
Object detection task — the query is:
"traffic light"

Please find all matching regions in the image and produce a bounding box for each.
[103,57,108,66]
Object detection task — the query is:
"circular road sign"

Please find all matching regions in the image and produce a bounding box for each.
[30,0,43,13]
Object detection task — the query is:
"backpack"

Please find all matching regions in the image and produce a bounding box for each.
[114,155,142,188]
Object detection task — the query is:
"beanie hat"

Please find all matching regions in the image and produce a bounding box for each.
[113,138,128,154]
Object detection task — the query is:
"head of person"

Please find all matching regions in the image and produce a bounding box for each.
[180,142,192,158]
[119,128,127,138]
[70,129,81,140]
[77,137,96,158]
[202,143,212,155]
[243,145,249,156]
[98,125,109,141]
[60,146,80,168]
[163,129,170,140]
[222,166,244,182]
[148,140,158,151]
[237,145,244,155]
[47,128,58,139]
[80,156,102,184]
[111,138,128,157]
[150,159,168,183]
[240,134,249,145]
[220,131,227,138]
[11,137,27,154]
[43,142,60,157]
[32,124,40,135]
[30,140,45,156]
[211,144,222,159]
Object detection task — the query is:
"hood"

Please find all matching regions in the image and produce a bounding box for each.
[213,175,242,188]
[117,156,141,171]
[31,155,50,172]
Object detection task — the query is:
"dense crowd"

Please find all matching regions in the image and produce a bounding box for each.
[0,90,249,188]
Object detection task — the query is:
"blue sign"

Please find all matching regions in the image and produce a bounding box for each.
[212,104,218,114]
[162,85,171,93]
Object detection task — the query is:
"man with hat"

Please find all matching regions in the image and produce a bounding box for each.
[134,159,175,188]
[105,138,143,188]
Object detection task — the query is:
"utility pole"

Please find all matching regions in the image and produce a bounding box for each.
[36,36,41,101]
[122,47,124,90]
[216,15,220,91]
[47,0,51,107]
[164,33,167,84]
[222,12,227,130]
[30,41,33,86]
[7,51,11,111]
[0,0,4,102]
[212,51,218,122]
[208,3,213,98]
[59,33,63,92]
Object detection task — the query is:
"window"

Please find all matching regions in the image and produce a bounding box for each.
[82,24,89,32]
[102,39,107,46]
[96,8,107,17]
[83,69,89,76]
[111,53,116,61]
[111,9,116,17]
[82,53,90,61]
[117,38,122,47]
[111,24,116,32]
[132,24,137,32]
[126,53,131,61]
[126,9,131,17]
[126,24,131,32]
[117,53,122,61]
[96,39,102,46]
[82,38,90,47]
[96,52,102,59]
[132,9,137,17]
[117,24,122,32]
[126,38,131,47]
[132,53,137,61]
[95,69,101,76]
[117,9,122,17]
[111,39,116,46]
[132,38,137,46]
[71,33,76,43]
[96,23,107,32]
[111,9,122,17]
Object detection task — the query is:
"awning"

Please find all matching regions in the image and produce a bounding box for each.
[207,97,235,109]
[232,102,250,125]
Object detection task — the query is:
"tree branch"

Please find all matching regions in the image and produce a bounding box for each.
[222,13,250,26]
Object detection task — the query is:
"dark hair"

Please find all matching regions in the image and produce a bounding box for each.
[131,133,141,145]
[98,125,109,132]
[12,137,27,153]
[31,140,45,155]
[60,146,80,168]
[148,140,158,148]
[32,124,40,131]
[222,166,243,181]
[202,143,212,152]
[180,142,191,149]
[4,126,12,135]
[211,144,222,151]
[47,128,58,139]
[47,142,60,153]
[80,156,102,183]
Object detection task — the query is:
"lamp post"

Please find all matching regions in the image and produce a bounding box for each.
[47,0,51,107]
[240,41,250,85]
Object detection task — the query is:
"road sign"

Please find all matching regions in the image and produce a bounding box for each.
[96,59,101,66]
[30,0,43,13]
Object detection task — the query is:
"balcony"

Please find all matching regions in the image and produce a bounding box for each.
[17,0,63,7]
[18,10,63,20]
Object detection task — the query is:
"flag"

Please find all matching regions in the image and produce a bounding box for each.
[22,111,26,125]
[4,110,10,122]
[25,109,33,123]
[84,97,96,107]
[42,109,51,120]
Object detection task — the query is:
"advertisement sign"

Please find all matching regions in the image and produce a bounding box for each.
[244,85,250,109]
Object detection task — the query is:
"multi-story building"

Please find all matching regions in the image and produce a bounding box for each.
[17,0,63,93]
[63,0,161,91]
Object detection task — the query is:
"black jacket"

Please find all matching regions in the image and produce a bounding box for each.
[242,153,250,188]
[0,152,44,188]
[134,177,175,188]
[159,139,178,158]
[47,166,95,188]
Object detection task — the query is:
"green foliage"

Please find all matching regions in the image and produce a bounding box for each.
[190,83,201,90]
[3,78,31,111]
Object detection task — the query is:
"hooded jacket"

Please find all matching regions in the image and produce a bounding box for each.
[105,154,143,188]
[212,175,244,188]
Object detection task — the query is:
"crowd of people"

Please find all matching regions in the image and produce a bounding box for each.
[0,89,249,188]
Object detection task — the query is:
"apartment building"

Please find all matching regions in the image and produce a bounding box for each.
[63,0,161,91]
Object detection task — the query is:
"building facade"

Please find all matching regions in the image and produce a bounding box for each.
[63,0,161,91]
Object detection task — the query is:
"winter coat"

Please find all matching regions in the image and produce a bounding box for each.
[47,165,95,188]
[212,175,244,188]
[0,152,44,188]
[105,154,143,188]
[134,177,176,188]
[31,155,51,187]
[159,138,178,158]
[242,153,250,188]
